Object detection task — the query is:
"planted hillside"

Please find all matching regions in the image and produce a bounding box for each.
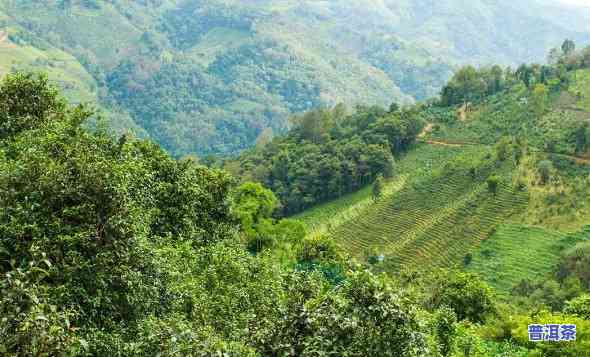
[324,142,528,270]
[468,224,590,292]
[10,71,582,356]
[0,72,447,356]
[426,41,590,157]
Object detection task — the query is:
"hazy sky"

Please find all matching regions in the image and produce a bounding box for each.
[555,0,590,7]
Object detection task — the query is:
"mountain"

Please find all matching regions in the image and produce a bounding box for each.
[1,0,590,156]
[4,19,590,355]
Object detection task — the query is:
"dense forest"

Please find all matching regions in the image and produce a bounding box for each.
[225,104,423,214]
[3,38,590,355]
[1,0,590,156]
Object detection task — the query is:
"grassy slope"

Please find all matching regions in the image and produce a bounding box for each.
[293,144,462,231]
[297,74,590,290]
[295,144,528,271]
[468,224,590,293]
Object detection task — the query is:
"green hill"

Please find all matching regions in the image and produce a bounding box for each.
[287,57,590,294]
[1,0,590,155]
[467,224,590,292]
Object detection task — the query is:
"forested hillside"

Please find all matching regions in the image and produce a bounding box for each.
[3,70,590,356]
[1,0,590,156]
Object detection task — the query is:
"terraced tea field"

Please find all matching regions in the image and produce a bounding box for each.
[294,138,534,272]
[469,224,590,292]
[330,162,528,270]
[293,143,476,235]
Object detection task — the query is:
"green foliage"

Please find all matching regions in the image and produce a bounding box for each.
[433,306,457,357]
[0,72,245,353]
[372,174,384,202]
[302,270,427,356]
[0,247,82,356]
[0,72,66,140]
[233,182,278,234]
[486,175,500,195]
[468,224,585,293]
[557,241,590,289]
[574,121,590,154]
[441,65,502,106]
[532,83,548,116]
[296,234,341,266]
[426,271,495,323]
[271,219,307,245]
[494,136,513,162]
[233,105,423,215]
[512,311,590,356]
[564,294,590,319]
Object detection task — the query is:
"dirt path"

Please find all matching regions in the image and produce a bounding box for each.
[545,152,590,165]
[418,139,465,148]
[418,123,434,139]
[420,134,590,165]
[0,31,15,48]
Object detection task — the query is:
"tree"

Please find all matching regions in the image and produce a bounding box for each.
[538,160,553,185]
[489,65,504,94]
[0,73,66,140]
[532,83,548,117]
[434,306,457,357]
[564,294,590,319]
[575,122,590,154]
[388,102,400,113]
[515,64,534,88]
[303,271,427,356]
[487,175,500,196]
[513,137,527,164]
[233,182,279,237]
[441,66,487,106]
[372,174,384,202]
[382,150,396,178]
[296,234,341,266]
[557,242,590,289]
[495,137,512,162]
[427,271,495,323]
[562,39,576,56]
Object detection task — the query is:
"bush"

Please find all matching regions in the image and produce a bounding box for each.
[433,306,457,357]
[427,271,495,323]
[564,294,590,319]
[538,160,553,185]
[487,175,501,195]
[557,242,590,288]
[0,73,66,140]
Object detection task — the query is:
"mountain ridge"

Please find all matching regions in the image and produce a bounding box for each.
[1,0,590,156]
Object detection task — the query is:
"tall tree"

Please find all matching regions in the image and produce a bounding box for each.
[562,39,576,56]
[372,174,384,202]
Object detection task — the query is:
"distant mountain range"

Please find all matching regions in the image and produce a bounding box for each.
[1,0,589,156]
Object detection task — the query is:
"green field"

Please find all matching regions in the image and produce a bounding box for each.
[469,224,590,292]
[294,143,533,271]
[293,143,470,234]
[331,163,528,270]
[295,93,590,283]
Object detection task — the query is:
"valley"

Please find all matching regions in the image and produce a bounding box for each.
[3,2,590,355]
[2,0,590,156]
